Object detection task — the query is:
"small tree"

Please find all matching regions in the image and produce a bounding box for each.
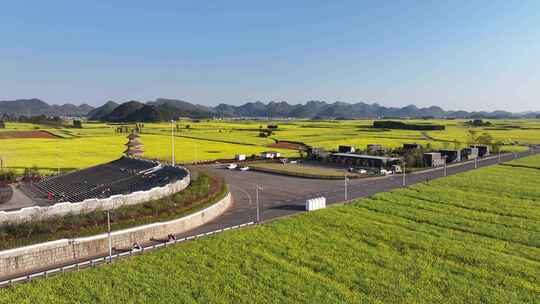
[491,140,504,153]
[477,132,494,145]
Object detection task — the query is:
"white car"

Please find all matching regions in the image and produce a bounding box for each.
[380,169,392,176]
[226,163,238,170]
[239,166,250,171]
[358,169,367,174]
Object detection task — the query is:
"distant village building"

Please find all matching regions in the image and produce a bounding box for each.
[423,152,445,167]
[307,147,330,160]
[472,145,490,157]
[0,121,5,129]
[260,151,281,159]
[235,154,246,161]
[124,132,144,157]
[366,144,383,152]
[439,149,461,163]
[461,147,479,160]
[328,153,400,169]
[338,145,356,153]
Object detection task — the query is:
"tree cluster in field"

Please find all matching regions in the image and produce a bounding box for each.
[465,119,492,127]
[258,125,278,137]
[0,170,16,183]
[114,123,144,134]
[373,121,445,131]
[1,114,63,127]
[72,120,83,128]
[466,130,503,152]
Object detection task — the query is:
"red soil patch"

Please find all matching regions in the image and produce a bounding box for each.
[267,141,307,150]
[0,130,59,139]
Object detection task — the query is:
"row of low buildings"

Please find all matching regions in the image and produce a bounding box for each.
[309,143,492,169]
[423,145,490,167]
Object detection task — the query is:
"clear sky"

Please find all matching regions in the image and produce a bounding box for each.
[1,1,539,111]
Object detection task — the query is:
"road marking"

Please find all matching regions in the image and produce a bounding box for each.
[229,184,253,206]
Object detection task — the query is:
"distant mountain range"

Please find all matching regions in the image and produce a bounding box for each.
[0,98,94,117]
[1,98,539,122]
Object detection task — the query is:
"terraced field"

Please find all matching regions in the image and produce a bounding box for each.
[2,155,538,303]
[0,119,537,174]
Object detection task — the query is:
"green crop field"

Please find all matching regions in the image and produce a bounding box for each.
[2,155,539,303]
[0,119,538,174]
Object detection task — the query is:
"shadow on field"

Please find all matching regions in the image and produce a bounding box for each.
[270,204,305,211]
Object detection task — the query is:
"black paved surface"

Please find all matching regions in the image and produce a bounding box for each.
[1,148,538,281]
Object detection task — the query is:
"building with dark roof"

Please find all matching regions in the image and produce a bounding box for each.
[423,152,445,167]
[439,149,461,163]
[328,153,400,169]
[338,145,356,153]
[461,147,479,160]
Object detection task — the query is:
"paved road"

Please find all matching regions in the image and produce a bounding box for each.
[178,149,539,237]
[1,148,537,282]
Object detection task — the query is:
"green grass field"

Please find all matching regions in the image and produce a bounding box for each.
[2,155,538,303]
[0,119,538,174]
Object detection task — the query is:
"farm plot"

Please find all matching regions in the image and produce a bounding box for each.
[2,156,538,303]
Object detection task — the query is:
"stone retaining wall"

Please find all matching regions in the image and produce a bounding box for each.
[0,174,190,224]
[0,192,232,278]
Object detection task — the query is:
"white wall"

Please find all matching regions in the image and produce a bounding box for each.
[0,192,232,277]
[0,175,190,225]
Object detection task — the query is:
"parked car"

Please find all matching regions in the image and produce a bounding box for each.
[380,169,392,176]
[226,163,238,170]
[239,166,250,171]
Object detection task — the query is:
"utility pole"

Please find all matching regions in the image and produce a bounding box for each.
[255,185,263,223]
[402,160,406,187]
[498,151,501,163]
[107,210,112,263]
[344,174,348,201]
[474,156,478,169]
[171,120,175,166]
[444,160,447,177]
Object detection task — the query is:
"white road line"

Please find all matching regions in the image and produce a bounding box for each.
[229,184,253,206]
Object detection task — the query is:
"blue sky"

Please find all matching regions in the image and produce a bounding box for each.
[1,1,539,111]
